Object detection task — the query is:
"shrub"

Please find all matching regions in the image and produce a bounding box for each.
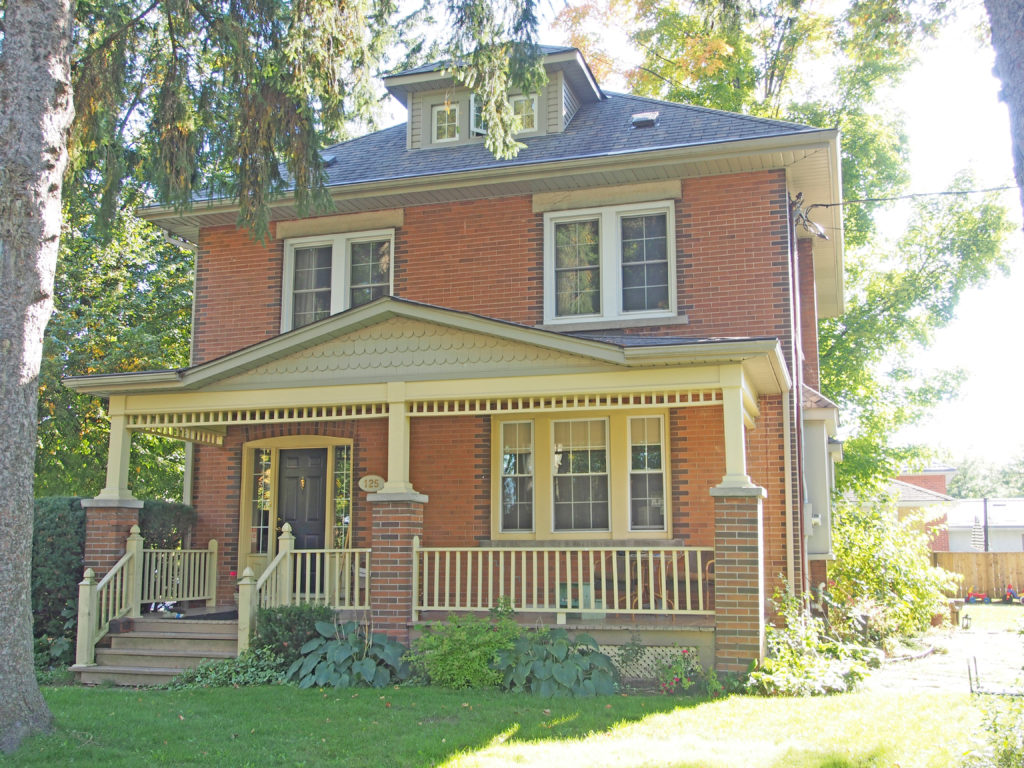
[32,497,86,664]
[287,620,410,689]
[139,499,197,549]
[829,498,960,644]
[494,627,617,697]
[747,584,880,697]
[165,647,286,689]
[410,612,520,689]
[251,604,336,668]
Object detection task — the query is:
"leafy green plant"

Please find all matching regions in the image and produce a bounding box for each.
[655,647,702,694]
[494,627,617,697]
[829,498,960,644]
[410,613,520,689]
[961,698,1024,768]
[31,497,86,645]
[287,620,410,689]
[139,499,197,549]
[748,583,880,697]
[165,647,286,689]
[251,603,336,668]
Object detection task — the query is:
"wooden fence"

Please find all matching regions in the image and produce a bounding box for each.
[933,552,1024,597]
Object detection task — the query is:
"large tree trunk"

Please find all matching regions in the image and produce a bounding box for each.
[0,0,76,754]
[986,0,1024,221]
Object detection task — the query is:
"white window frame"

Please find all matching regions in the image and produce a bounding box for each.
[627,415,667,532]
[499,421,535,533]
[543,200,677,325]
[551,417,611,533]
[281,229,395,333]
[490,411,672,541]
[471,93,539,137]
[432,103,460,143]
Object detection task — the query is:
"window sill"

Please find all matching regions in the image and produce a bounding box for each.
[481,537,684,548]
[536,314,689,333]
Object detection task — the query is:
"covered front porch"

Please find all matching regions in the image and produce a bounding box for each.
[67,298,791,675]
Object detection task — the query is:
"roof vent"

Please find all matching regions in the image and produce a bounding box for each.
[631,111,659,128]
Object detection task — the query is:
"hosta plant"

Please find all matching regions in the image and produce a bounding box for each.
[287,620,410,689]
[494,627,617,697]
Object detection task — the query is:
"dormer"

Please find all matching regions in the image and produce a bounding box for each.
[383,46,604,150]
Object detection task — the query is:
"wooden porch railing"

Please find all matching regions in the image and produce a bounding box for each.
[237,523,372,651]
[74,524,219,666]
[412,537,715,623]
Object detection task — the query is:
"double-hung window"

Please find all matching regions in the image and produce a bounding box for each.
[281,230,394,332]
[471,93,538,136]
[432,103,459,143]
[543,201,676,325]
[493,412,669,539]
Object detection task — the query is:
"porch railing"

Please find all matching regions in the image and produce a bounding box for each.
[237,524,372,651]
[412,537,715,623]
[74,524,219,666]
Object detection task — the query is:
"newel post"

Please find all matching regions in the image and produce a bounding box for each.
[126,524,144,618]
[236,567,255,653]
[277,523,295,605]
[206,539,219,607]
[75,568,97,667]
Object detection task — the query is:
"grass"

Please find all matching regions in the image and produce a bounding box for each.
[959,601,1024,633]
[4,685,981,768]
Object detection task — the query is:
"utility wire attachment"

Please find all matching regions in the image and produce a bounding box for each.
[789,192,829,240]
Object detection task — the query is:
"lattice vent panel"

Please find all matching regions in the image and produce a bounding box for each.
[599,644,698,680]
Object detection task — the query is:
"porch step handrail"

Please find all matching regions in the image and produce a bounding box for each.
[75,524,221,667]
[412,538,715,623]
[74,528,140,667]
[237,524,372,652]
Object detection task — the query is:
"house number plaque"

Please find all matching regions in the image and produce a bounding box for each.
[358,475,385,493]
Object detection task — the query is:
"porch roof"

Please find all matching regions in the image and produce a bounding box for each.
[65,297,791,397]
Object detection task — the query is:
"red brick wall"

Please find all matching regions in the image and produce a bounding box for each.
[746,396,793,593]
[190,169,796,357]
[898,473,949,496]
[193,223,283,364]
[412,416,491,547]
[396,198,543,325]
[669,406,724,547]
[713,493,765,672]
[927,515,950,552]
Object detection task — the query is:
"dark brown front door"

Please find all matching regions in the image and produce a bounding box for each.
[279,448,327,549]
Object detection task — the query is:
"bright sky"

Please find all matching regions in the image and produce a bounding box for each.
[883,4,1024,467]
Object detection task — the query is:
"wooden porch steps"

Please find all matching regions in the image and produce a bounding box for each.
[73,615,238,687]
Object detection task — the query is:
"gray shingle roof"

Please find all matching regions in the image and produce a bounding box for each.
[316,91,822,191]
[389,45,577,78]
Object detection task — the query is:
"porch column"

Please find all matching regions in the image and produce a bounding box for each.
[95,396,137,502]
[366,495,425,645]
[80,498,143,574]
[711,485,767,674]
[379,382,423,496]
[717,366,758,490]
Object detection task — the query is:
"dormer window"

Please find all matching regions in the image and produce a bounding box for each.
[432,103,459,143]
[471,93,538,137]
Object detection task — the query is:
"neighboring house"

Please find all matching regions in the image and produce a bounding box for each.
[892,469,955,551]
[66,46,845,679]
[945,499,1024,553]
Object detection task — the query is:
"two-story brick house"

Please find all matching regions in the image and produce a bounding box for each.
[67,46,843,681]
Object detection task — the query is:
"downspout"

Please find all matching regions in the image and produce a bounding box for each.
[784,387,795,592]
[181,233,199,507]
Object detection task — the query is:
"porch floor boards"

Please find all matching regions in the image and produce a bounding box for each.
[72,614,238,687]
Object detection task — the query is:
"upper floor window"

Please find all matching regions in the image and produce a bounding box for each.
[281,230,394,332]
[471,93,538,136]
[432,103,459,143]
[543,201,676,325]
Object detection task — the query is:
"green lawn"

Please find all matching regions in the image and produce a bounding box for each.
[4,685,981,768]
[959,601,1024,632]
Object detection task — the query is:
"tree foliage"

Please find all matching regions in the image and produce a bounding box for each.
[36,184,193,500]
[947,453,1024,499]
